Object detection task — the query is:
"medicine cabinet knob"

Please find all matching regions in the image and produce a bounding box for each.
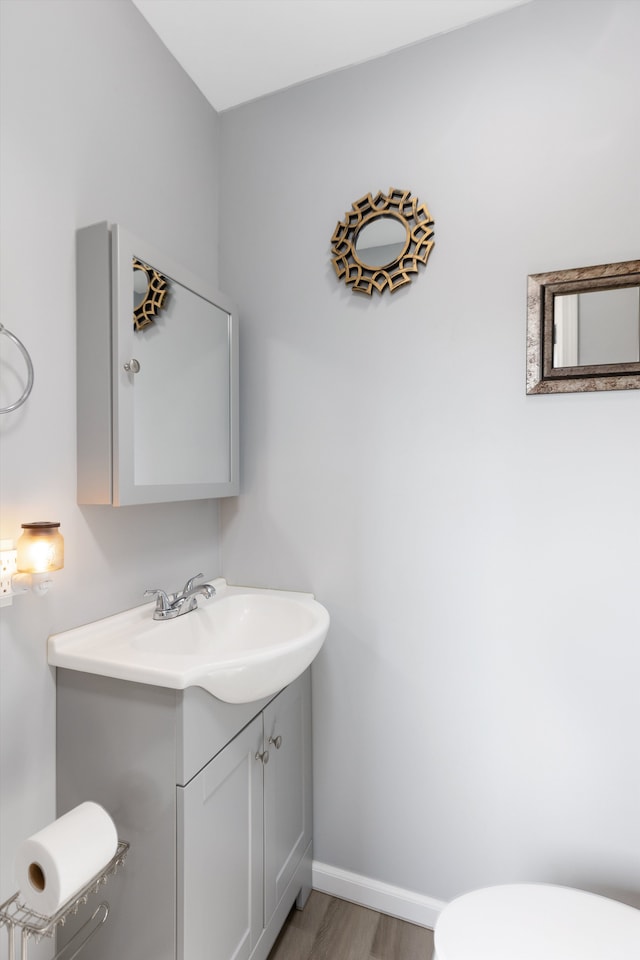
[255,749,270,765]
[268,734,283,750]
[123,358,141,374]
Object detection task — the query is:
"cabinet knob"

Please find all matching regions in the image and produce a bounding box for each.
[124,358,141,374]
[255,749,270,765]
[268,734,283,750]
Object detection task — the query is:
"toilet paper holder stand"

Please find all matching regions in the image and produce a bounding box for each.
[0,840,129,960]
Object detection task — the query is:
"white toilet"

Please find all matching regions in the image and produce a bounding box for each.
[432,883,640,960]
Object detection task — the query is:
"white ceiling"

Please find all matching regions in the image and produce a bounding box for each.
[131,0,531,112]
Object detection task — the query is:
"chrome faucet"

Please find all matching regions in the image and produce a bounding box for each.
[144,573,216,620]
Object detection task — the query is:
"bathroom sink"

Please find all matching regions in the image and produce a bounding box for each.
[48,579,330,703]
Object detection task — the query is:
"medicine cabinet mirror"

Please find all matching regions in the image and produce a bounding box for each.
[77,222,239,505]
[526,259,640,394]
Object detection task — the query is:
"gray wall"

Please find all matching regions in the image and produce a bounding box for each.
[0,0,222,933]
[219,0,640,906]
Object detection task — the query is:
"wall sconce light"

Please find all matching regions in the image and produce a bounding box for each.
[0,522,64,606]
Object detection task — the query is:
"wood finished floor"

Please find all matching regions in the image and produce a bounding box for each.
[267,892,434,960]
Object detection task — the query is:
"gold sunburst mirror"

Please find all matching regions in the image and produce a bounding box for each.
[331,188,435,296]
[133,258,169,330]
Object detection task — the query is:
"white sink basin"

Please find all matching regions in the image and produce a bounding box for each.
[48,579,330,703]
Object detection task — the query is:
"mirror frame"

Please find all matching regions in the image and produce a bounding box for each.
[132,257,169,330]
[526,259,640,394]
[331,188,434,296]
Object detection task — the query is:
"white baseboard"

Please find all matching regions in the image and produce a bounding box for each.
[312,861,445,930]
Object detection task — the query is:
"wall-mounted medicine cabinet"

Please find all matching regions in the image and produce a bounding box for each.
[76,222,239,505]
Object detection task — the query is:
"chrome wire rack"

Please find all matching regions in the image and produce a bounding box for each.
[0,840,128,960]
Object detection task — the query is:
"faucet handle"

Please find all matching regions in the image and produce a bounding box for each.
[180,573,205,596]
[144,588,172,612]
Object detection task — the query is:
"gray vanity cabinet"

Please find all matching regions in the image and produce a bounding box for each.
[263,677,312,921]
[56,668,312,960]
[179,716,264,960]
[178,676,312,960]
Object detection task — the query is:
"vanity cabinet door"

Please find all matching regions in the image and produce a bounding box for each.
[263,673,312,923]
[178,715,264,960]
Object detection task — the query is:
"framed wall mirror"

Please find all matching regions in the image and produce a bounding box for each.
[77,223,239,505]
[526,260,640,394]
[331,188,434,296]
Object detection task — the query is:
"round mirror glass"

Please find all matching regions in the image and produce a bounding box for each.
[133,266,149,308]
[354,216,408,268]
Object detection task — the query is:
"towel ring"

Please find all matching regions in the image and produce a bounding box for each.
[0,324,34,414]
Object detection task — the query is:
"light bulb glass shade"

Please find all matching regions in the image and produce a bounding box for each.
[16,522,64,573]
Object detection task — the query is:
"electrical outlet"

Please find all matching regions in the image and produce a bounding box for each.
[0,541,17,606]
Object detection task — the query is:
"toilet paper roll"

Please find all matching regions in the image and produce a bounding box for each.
[15,801,118,916]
